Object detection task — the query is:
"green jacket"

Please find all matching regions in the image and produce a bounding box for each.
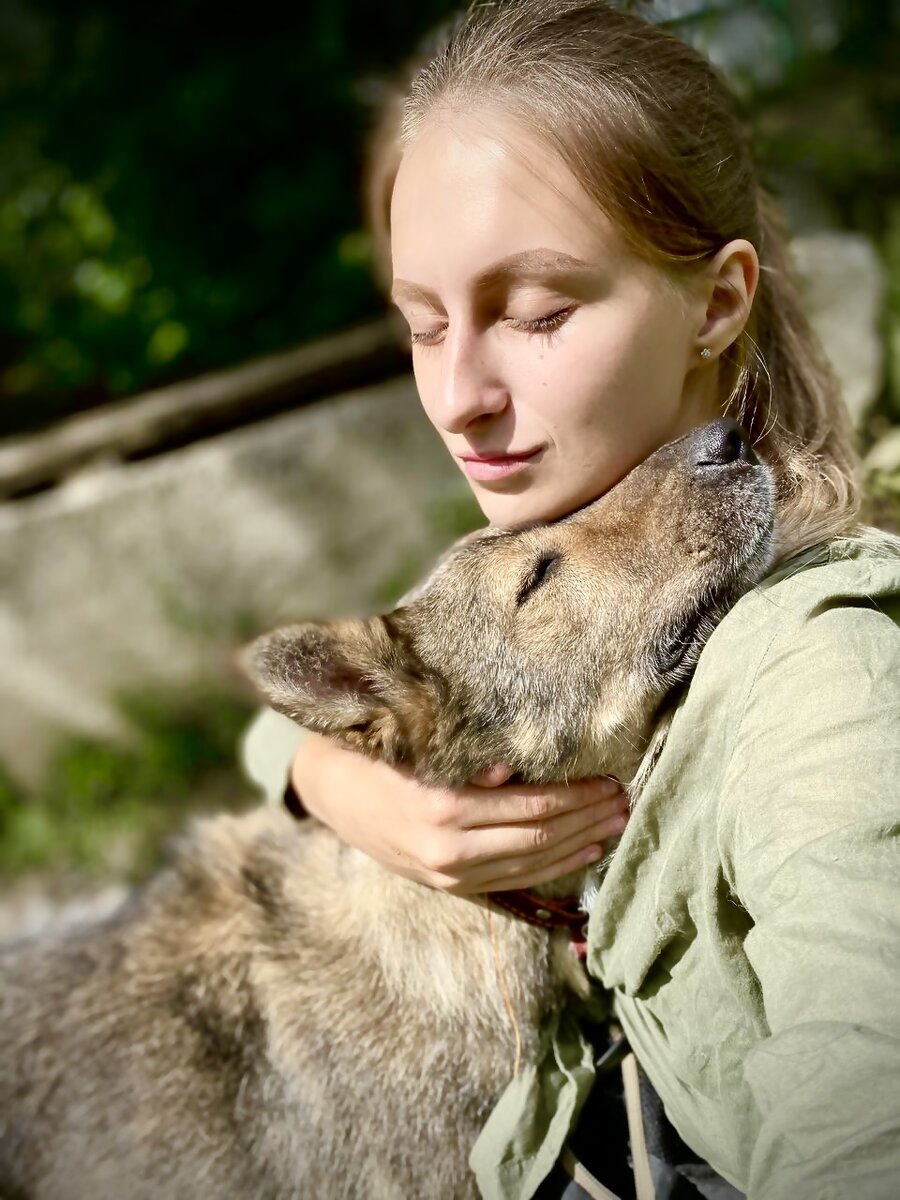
[241,533,900,1200]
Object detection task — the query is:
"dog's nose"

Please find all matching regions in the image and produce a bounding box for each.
[693,419,758,468]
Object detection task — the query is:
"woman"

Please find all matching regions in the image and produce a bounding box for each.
[242,3,900,1197]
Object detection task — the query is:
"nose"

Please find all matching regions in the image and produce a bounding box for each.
[434,329,509,433]
[692,418,758,468]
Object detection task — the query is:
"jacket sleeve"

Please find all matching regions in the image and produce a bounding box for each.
[239,706,309,804]
[723,601,900,1200]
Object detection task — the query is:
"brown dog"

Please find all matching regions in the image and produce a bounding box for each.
[0,420,774,1200]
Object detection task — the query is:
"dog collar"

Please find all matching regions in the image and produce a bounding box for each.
[487,889,589,960]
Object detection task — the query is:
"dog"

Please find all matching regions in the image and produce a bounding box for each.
[0,419,774,1200]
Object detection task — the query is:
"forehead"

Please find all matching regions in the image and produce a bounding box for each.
[389,112,623,286]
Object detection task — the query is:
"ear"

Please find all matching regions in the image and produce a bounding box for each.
[695,238,759,362]
[240,615,436,764]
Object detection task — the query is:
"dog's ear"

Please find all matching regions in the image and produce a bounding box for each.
[241,615,437,764]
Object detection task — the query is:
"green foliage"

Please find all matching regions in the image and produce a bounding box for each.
[0,0,460,433]
[0,688,255,880]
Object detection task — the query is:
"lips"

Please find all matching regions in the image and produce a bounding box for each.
[457,448,542,483]
[460,449,540,464]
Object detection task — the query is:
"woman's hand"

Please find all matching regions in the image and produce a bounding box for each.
[290,733,629,894]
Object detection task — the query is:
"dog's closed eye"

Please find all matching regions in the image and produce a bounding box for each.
[516,552,561,606]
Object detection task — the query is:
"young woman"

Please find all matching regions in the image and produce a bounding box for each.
[242,3,900,1197]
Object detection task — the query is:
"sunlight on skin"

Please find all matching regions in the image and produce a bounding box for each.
[390,111,758,528]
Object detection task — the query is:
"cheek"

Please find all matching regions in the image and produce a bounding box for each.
[536,301,689,439]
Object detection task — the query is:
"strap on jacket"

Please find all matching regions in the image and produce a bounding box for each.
[559,1045,746,1200]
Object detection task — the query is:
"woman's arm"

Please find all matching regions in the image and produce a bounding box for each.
[723,600,900,1200]
[291,732,629,894]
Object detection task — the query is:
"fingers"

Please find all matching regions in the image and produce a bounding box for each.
[420,794,630,893]
[436,818,617,895]
[473,839,609,894]
[453,775,624,828]
[304,738,629,897]
[471,792,629,866]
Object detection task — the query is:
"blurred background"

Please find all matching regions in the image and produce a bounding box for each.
[1,0,898,931]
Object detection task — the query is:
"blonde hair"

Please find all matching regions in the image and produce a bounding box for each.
[364,0,861,562]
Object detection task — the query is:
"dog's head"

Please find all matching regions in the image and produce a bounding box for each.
[243,419,775,786]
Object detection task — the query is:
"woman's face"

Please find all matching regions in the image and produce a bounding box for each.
[390,113,721,527]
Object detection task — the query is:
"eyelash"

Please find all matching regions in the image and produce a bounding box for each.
[409,307,574,348]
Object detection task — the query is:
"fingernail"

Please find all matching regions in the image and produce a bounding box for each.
[613,815,629,833]
[599,777,621,796]
[583,845,603,864]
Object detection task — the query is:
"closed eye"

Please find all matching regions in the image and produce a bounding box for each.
[505,307,574,338]
[516,552,561,606]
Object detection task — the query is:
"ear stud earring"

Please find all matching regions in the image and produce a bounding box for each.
[699,347,712,361]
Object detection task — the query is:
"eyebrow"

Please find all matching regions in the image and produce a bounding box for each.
[390,248,593,306]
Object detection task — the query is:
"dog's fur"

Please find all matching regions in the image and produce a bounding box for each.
[0,421,774,1200]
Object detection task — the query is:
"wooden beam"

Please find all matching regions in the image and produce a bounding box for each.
[0,317,411,500]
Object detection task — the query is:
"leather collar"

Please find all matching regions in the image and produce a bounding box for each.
[487,889,589,960]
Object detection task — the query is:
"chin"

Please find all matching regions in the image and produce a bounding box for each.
[478,482,592,530]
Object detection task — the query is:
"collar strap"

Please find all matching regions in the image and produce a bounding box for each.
[487,889,589,961]
[486,888,586,931]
